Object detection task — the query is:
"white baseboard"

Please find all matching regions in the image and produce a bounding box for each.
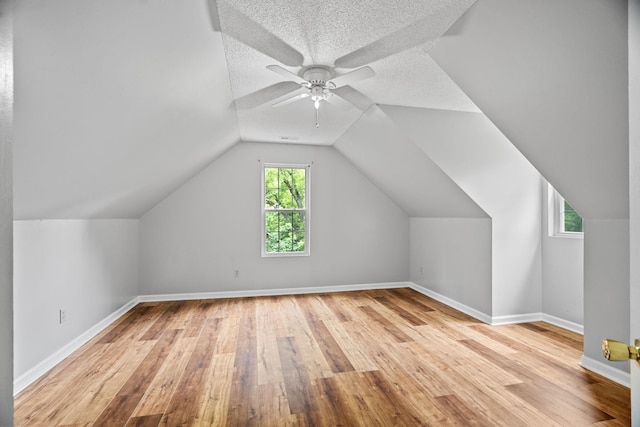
[408,282,493,324]
[580,355,630,387]
[491,312,543,326]
[14,282,408,394]
[492,313,584,334]
[407,282,585,335]
[138,281,409,302]
[541,313,584,335]
[13,297,140,396]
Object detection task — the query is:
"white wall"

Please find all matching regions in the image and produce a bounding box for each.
[582,220,630,373]
[0,0,13,422]
[382,106,543,318]
[13,219,139,379]
[140,142,409,294]
[541,183,584,325]
[410,218,492,315]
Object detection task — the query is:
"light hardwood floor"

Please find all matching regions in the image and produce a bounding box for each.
[14,288,630,426]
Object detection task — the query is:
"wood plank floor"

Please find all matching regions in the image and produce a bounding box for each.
[14,288,630,426]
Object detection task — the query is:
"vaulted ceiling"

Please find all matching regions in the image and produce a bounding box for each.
[12,0,629,221]
[14,0,239,219]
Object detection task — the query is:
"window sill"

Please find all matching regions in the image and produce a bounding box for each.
[262,251,310,258]
[551,231,584,239]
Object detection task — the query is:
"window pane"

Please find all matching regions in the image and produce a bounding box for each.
[278,168,305,209]
[265,231,280,253]
[279,230,293,251]
[265,168,279,188]
[265,168,280,208]
[564,200,583,232]
[293,230,305,252]
[292,169,306,208]
[279,188,295,209]
[291,212,305,232]
[265,187,279,208]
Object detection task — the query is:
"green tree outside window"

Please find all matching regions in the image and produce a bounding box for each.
[264,167,307,254]
[563,200,583,233]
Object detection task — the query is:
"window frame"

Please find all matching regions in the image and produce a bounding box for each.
[261,162,311,257]
[548,183,583,239]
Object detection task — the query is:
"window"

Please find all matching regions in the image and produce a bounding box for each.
[548,184,583,237]
[262,164,310,256]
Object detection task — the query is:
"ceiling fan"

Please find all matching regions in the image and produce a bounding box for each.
[207,0,476,127]
[265,64,375,127]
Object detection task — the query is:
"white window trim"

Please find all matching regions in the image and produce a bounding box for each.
[548,183,583,239]
[261,162,311,257]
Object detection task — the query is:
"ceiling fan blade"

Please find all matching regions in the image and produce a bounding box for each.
[267,65,308,86]
[325,94,354,110]
[334,2,475,69]
[233,81,302,110]
[272,92,308,107]
[206,0,222,32]
[215,1,304,67]
[328,66,375,88]
[332,86,374,111]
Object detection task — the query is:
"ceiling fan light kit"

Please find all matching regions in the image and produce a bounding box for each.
[265,64,375,128]
[304,67,332,128]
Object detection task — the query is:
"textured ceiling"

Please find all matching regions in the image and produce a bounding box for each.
[215,0,479,145]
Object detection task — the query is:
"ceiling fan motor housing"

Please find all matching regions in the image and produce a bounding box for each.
[303,67,334,103]
[303,67,331,86]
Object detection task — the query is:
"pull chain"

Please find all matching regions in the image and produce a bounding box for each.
[315,106,319,128]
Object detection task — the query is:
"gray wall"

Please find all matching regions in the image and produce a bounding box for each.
[140,142,409,294]
[583,220,630,371]
[0,0,13,423]
[410,218,492,315]
[13,220,139,380]
[541,183,584,325]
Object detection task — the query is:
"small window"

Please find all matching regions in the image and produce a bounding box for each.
[562,199,583,233]
[548,184,583,237]
[262,164,310,256]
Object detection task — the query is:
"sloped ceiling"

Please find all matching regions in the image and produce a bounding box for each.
[14,1,626,222]
[429,0,629,220]
[14,0,239,219]
[334,106,487,218]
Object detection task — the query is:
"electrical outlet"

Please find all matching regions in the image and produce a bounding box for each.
[233,269,240,278]
[59,309,66,324]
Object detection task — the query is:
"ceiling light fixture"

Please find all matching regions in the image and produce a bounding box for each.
[302,68,334,128]
[266,64,375,127]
